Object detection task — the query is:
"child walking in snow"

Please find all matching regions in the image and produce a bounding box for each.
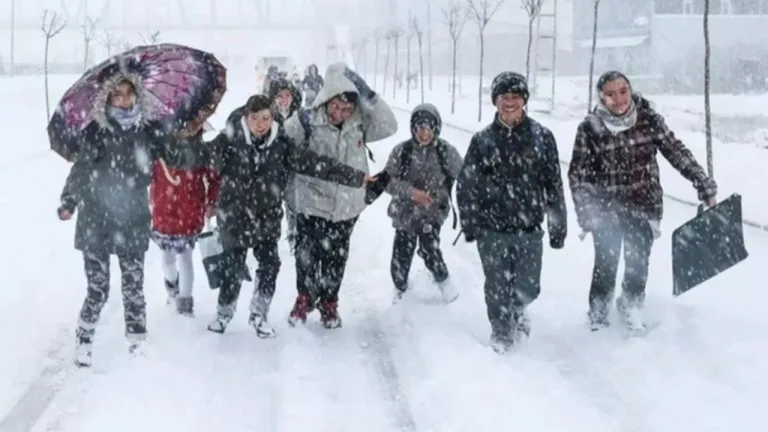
[150,154,218,316]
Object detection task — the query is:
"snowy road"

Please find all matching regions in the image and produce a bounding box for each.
[1,97,767,432]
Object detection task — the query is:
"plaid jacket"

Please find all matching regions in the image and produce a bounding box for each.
[567,96,716,230]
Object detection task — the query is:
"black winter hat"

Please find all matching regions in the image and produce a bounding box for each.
[490,72,529,104]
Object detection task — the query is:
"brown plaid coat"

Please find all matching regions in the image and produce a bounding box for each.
[567,96,716,230]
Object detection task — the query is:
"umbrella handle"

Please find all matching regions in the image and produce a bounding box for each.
[158,158,181,186]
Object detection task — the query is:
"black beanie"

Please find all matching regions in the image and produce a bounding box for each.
[490,72,529,104]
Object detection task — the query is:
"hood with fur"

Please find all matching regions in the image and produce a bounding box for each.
[92,73,153,132]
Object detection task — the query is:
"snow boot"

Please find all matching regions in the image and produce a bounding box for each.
[248,313,276,338]
[616,295,645,332]
[127,334,147,357]
[587,308,610,331]
[287,293,315,326]
[176,296,194,317]
[489,330,512,354]
[511,310,531,344]
[74,336,93,368]
[207,313,232,334]
[165,278,179,304]
[318,301,342,329]
[437,279,459,303]
[392,288,406,305]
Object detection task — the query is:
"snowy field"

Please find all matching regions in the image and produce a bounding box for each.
[0,73,766,431]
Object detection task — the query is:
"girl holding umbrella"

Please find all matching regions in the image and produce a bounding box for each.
[50,45,227,368]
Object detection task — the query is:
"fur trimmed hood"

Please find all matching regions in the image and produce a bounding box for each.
[92,73,153,131]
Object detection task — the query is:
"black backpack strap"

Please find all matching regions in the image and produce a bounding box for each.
[398,140,414,178]
[435,140,458,230]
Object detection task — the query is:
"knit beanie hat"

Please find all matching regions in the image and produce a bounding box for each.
[490,72,529,104]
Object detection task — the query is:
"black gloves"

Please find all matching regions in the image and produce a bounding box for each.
[364,170,391,204]
[343,67,376,101]
[549,231,566,249]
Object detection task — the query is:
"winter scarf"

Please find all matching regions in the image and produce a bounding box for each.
[108,105,142,130]
[594,97,637,133]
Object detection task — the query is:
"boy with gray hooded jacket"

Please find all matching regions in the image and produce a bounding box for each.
[384,104,462,304]
[283,62,397,328]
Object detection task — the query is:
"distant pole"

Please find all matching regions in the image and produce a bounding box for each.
[427,0,433,90]
[9,0,15,75]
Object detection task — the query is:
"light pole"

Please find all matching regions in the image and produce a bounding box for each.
[9,0,15,75]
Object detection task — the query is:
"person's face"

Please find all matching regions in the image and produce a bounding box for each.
[495,93,525,120]
[109,82,136,109]
[600,78,632,115]
[276,89,293,112]
[326,97,356,125]
[414,124,434,145]
[246,109,273,136]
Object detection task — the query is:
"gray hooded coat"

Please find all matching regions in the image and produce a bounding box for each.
[383,104,463,233]
[284,62,398,222]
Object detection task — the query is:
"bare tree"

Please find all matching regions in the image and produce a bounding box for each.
[410,16,426,103]
[703,0,713,178]
[383,30,393,95]
[139,30,161,45]
[391,26,403,100]
[101,29,116,57]
[443,1,471,114]
[372,30,382,89]
[521,0,545,83]
[586,0,601,110]
[41,10,66,121]
[467,0,505,122]
[406,15,415,103]
[81,16,97,72]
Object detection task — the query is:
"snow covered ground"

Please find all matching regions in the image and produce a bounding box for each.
[376,74,768,228]
[1,74,766,432]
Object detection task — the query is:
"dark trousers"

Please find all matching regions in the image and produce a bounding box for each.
[295,214,357,304]
[77,252,146,341]
[476,230,543,335]
[390,226,449,292]
[217,239,280,319]
[589,213,654,316]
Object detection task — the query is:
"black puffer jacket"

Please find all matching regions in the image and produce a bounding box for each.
[203,107,366,248]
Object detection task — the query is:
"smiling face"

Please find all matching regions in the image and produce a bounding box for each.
[109,81,136,109]
[326,96,356,125]
[275,89,293,112]
[495,93,525,124]
[246,109,273,136]
[599,78,632,115]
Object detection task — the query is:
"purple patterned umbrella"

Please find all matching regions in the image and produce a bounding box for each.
[48,43,227,161]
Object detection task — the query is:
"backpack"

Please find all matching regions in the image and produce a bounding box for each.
[399,139,458,230]
[298,109,375,162]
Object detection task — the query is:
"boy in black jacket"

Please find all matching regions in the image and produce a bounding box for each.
[456,72,567,354]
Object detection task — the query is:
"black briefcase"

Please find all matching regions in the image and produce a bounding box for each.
[671,193,749,296]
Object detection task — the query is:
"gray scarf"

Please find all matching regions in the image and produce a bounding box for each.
[108,105,142,130]
[594,98,637,133]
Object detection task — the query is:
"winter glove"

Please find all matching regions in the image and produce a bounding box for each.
[549,232,565,249]
[463,227,478,243]
[343,67,376,101]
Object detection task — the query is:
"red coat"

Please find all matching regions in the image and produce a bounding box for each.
[150,160,220,236]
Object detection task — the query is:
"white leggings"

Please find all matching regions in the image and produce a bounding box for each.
[161,249,195,298]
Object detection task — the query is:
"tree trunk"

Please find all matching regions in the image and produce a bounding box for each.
[477,32,485,123]
[44,38,51,120]
[83,40,89,72]
[703,0,713,178]
[451,38,459,114]
[418,38,425,103]
[393,37,399,100]
[427,0,433,90]
[406,39,411,103]
[362,44,367,79]
[383,41,390,96]
[526,18,534,83]
[374,42,380,89]
[587,0,600,110]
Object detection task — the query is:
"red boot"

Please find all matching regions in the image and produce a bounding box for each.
[288,293,315,326]
[318,301,342,329]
